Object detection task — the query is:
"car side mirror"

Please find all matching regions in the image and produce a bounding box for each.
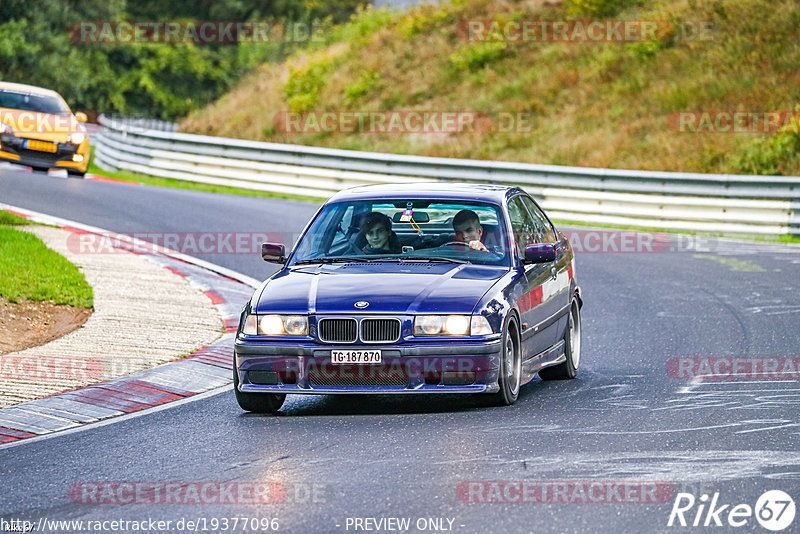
[261,242,285,263]
[523,243,556,264]
[75,112,88,123]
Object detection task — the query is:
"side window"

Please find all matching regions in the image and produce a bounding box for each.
[508,197,537,257]
[520,196,556,244]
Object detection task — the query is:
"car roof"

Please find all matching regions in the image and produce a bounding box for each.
[327,182,521,204]
[0,81,61,97]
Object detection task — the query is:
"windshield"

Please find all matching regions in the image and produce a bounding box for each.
[291,199,510,266]
[0,90,70,116]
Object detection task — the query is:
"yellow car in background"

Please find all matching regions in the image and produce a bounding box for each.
[0,81,90,177]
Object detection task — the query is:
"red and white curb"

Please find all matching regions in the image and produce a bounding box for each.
[0,205,259,446]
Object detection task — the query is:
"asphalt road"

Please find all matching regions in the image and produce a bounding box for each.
[1,168,799,534]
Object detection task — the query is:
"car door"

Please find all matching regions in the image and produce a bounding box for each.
[507,195,556,359]
[520,195,572,341]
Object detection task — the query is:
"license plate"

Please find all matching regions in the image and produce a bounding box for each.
[24,139,57,153]
[331,350,381,364]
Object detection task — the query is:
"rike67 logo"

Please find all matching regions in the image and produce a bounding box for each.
[668,490,795,531]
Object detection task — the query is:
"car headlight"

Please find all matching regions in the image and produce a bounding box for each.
[242,313,308,336]
[414,315,493,336]
[68,133,86,144]
[0,122,14,135]
[415,315,443,335]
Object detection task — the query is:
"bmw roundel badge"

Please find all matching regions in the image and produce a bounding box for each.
[354,301,369,309]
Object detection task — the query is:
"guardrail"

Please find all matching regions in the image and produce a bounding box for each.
[93,115,800,235]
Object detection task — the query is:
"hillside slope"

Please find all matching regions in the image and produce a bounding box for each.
[181,0,800,175]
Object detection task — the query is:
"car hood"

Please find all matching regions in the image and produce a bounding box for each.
[0,108,84,141]
[254,262,507,315]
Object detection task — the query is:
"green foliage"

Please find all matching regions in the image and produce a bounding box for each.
[0,0,362,120]
[398,6,452,38]
[344,70,382,103]
[626,40,665,59]
[112,44,234,119]
[565,0,635,17]
[729,116,800,175]
[449,41,508,71]
[183,0,800,180]
[327,5,395,47]
[283,55,339,112]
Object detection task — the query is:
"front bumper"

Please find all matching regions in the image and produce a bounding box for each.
[234,338,503,394]
[0,134,88,172]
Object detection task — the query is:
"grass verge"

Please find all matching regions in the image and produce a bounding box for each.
[0,211,33,226]
[0,212,93,308]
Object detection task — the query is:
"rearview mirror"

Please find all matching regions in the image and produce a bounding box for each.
[523,243,556,264]
[74,112,88,123]
[261,242,285,263]
[392,211,430,223]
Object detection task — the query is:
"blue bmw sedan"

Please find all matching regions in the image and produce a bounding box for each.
[234,183,582,412]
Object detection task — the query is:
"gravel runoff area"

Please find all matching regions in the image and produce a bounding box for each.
[0,225,223,408]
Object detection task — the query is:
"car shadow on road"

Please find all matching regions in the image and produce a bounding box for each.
[278,393,492,416]
[239,376,575,417]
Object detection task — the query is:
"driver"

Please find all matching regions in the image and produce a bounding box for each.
[452,209,489,252]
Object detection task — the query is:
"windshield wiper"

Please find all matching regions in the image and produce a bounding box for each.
[295,257,376,265]
[398,257,468,264]
[295,256,469,265]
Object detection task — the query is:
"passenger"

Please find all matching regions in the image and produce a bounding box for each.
[452,209,489,252]
[358,212,401,254]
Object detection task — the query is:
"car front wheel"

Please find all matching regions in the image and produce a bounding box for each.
[488,316,521,406]
[233,365,286,413]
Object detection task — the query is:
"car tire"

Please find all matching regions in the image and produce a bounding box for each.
[539,302,581,380]
[487,316,521,406]
[233,365,286,413]
[67,170,86,178]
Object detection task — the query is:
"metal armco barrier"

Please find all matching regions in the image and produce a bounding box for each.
[94,116,800,235]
